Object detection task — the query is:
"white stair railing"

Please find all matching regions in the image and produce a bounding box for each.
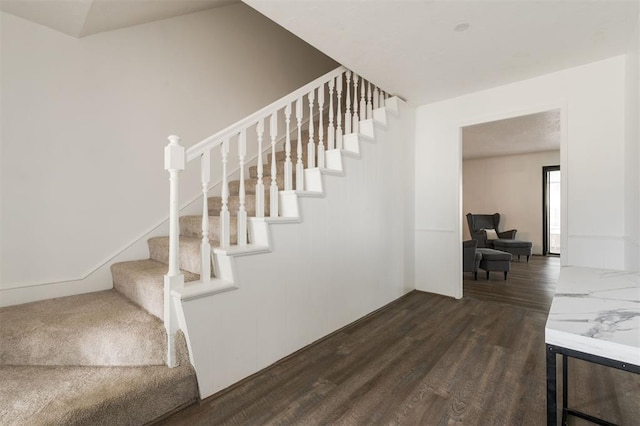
[162,66,390,365]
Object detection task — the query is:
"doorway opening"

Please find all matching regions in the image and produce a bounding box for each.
[543,165,561,255]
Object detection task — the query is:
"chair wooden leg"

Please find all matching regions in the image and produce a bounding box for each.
[504,271,508,280]
[474,271,478,280]
[486,271,490,280]
[527,255,530,263]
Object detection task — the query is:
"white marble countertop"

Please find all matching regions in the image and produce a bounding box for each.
[545,266,640,366]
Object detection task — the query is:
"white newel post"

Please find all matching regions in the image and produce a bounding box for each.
[284,103,292,191]
[237,130,247,245]
[164,135,185,368]
[295,97,304,191]
[307,89,316,168]
[220,139,230,247]
[336,75,343,149]
[317,83,325,168]
[200,151,211,282]
[345,71,352,134]
[269,112,279,217]
[328,78,335,150]
[353,73,360,133]
[255,119,265,218]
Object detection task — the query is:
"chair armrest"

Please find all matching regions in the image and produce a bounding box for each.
[498,229,517,239]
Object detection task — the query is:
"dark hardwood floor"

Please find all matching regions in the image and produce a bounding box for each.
[160,256,639,425]
[463,255,560,314]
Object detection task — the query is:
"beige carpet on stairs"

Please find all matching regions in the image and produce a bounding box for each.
[0,291,199,424]
[0,290,166,366]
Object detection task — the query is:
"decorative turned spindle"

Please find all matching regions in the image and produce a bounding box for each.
[359,76,366,120]
[328,78,335,150]
[367,81,373,118]
[317,83,325,168]
[345,71,352,134]
[200,151,211,280]
[237,130,247,245]
[295,97,304,190]
[284,103,292,191]
[269,112,279,217]
[255,119,265,218]
[353,73,359,133]
[220,139,230,248]
[373,86,380,110]
[307,89,316,168]
[336,74,343,149]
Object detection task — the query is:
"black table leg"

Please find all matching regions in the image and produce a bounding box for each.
[547,345,558,426]
[562,354,568,425]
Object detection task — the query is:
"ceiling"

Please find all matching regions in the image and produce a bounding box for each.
[462,110,560,160]
[244,0,639,105]
[0,0,238,37]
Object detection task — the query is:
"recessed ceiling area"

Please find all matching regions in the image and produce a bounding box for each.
[0,0,239,38]
[462,110,561,160]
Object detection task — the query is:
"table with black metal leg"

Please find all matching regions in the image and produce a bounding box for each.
[545,267,640,426]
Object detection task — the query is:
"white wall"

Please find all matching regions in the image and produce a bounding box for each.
[0,4,337,297]
[462,150,560,255]
[181,102,415,398]
[625,8,640,271]
[415,56,628,298]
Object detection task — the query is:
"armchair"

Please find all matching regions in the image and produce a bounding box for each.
[463,240,482,280]
[466,213,517,248]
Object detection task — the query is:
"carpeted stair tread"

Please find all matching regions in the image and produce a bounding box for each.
[0,290,166,367]
[180,215,239,244]
[0,332,197,426]
[111,259,198,320]
[148,235,215,276]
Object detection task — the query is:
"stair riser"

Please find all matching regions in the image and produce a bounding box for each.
[208,193,271,217]
[180,216,238,244]
[148,237,208,276]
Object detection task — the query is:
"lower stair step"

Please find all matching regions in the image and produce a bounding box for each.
[0,290,166,367]
[0,331,198,425]
[111,259,198,320]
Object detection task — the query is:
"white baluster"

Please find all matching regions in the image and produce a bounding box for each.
[317,83,325,168]
[353,73,359,133]
[345,71,352,134]
[295,97,304,191]
[163,134,185,368]
[336,75,343,149]
[328,78,335,150]
[307,89,316,168]
[220,139,230,247]
[200,151,211,281]
[269,112,279,217]
[379,89,385,108]
[284,103,292,191]
[255,119,265,218]
[367,81,373,118]
[373,86,380,110]
[359,76,366,120]
[237,130,247,246]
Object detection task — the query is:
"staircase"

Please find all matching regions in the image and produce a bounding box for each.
[0,66,402,422]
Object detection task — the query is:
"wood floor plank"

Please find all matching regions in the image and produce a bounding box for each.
[159,256,640,426]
